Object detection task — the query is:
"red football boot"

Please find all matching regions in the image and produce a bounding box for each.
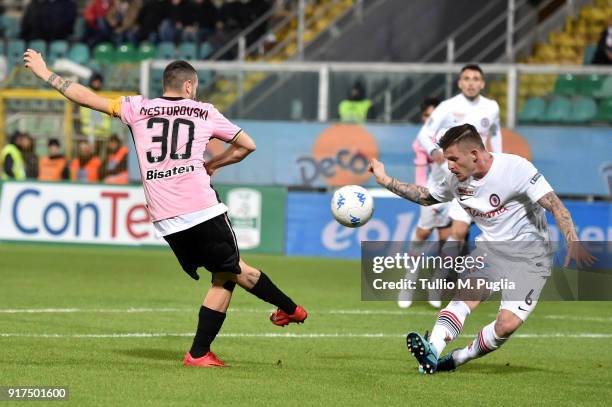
[183,351,225,367]
[270,305,308,327]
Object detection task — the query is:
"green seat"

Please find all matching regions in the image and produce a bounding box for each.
[7,39,26,70]
[157,42,176,59]
[1,15,21,39]
[542,96,571,123]
[596,98,612,122]
[178,42,197,60]
[593,76,612,98]
[138,42,157,60]
[554,74,579,96]
[569,97,597,123]
[517,97,546,123]
[48,40,69,65]
[583,44,596,65]
[68,42,90,65]
[579,74,605,96]
[115,43,137,63]
[28,39,47,55]
[199,42,213,59]
[93,42,115,64]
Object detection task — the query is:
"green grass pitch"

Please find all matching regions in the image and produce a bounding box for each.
[1,243,611,406]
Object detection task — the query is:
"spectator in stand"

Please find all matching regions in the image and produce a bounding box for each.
[83,0,114,46]
[21,133,39,179]
[0,132,27,181]
[208,20,240,60]
[38,138,69,181]
[21,0,76,42]
[191,0,219,42]
[159,0,197,43]
[591,19,612,65]
[126,0,166,44]
[80,73,112,141]
[70,140,102,183]
[107,0,143,45]
[100,134,129,184]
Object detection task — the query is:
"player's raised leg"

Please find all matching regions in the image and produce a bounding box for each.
[235,259,307,326]
[184,272,237,367]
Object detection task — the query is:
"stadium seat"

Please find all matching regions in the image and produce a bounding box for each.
[593,76,612,98]
[115,43,137,63]
[138,42,157,60]
[157,42,176,59]
[199,42,213,60]
[554,74,579,96]
[569,97,598,123]
[48,40,69,65]
[28,39,47,56]
[93,42,115,64]
[67,43,90,65]
[7,39,26,70]
[0,15,21,39]
[178,43,198,60]
[579,74,605,96]
[517,97,546,123]
[0,42,4,56]
[583,44,596,64]
[542,96,572,123]
[596,98,612,122]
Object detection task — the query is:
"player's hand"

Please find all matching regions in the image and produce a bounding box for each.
[23,49,50,80]
[368,158,390,186]
[431,149,445,164]
[204,162,216,177]
[564,240,597,268]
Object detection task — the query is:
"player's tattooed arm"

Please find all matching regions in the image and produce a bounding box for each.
[24,49,112,115]
[385,177,439,206]
[368,158,439,206]
[46,73,74,95]
[537,191,578,242]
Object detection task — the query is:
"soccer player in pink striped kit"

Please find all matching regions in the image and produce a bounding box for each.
[24,50,307,367]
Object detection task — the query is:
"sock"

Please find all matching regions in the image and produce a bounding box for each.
[248,271,297,314]
[454,320,508,366]
[428,300,471,357]
[190,306,226,358]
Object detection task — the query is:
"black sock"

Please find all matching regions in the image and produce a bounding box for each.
[248,271,297,314]
[190,306,226,358]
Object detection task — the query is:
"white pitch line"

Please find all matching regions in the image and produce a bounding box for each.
[0,332,612,339]
[1,307,612,322]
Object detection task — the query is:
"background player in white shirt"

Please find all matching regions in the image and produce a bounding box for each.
[370,124,594,374]
[416,64,502,244]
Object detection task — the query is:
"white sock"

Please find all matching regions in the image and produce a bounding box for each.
[454,320,508,366]
[428,300,471,357]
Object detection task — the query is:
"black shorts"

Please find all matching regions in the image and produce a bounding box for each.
[163,213,241,277]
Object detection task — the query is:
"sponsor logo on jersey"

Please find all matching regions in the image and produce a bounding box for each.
[465,206,508,219]
[456,187,475,196]
[489,193,500,207]
[145,165,195,180]
[481,117,490,128]
[530,172,542,185]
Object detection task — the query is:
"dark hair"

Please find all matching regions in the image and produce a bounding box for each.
[163,60,197,92]
[48,138,60,147]
[420,97,440,113]
[460,64,484,78]
[438,124,485,151]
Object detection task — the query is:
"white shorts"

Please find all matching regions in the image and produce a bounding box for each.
[458,242,552,321]
[448,199,472,224]
[417,202,451,229]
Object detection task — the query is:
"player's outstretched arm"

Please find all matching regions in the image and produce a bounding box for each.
[23,49,112,115]
[368,158,439,206]
[538,191,596,267]
[205,131,256,176]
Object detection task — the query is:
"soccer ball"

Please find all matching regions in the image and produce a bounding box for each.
[331,185,374,228]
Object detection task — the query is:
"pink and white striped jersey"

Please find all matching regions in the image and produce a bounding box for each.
[115,95,241,221]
